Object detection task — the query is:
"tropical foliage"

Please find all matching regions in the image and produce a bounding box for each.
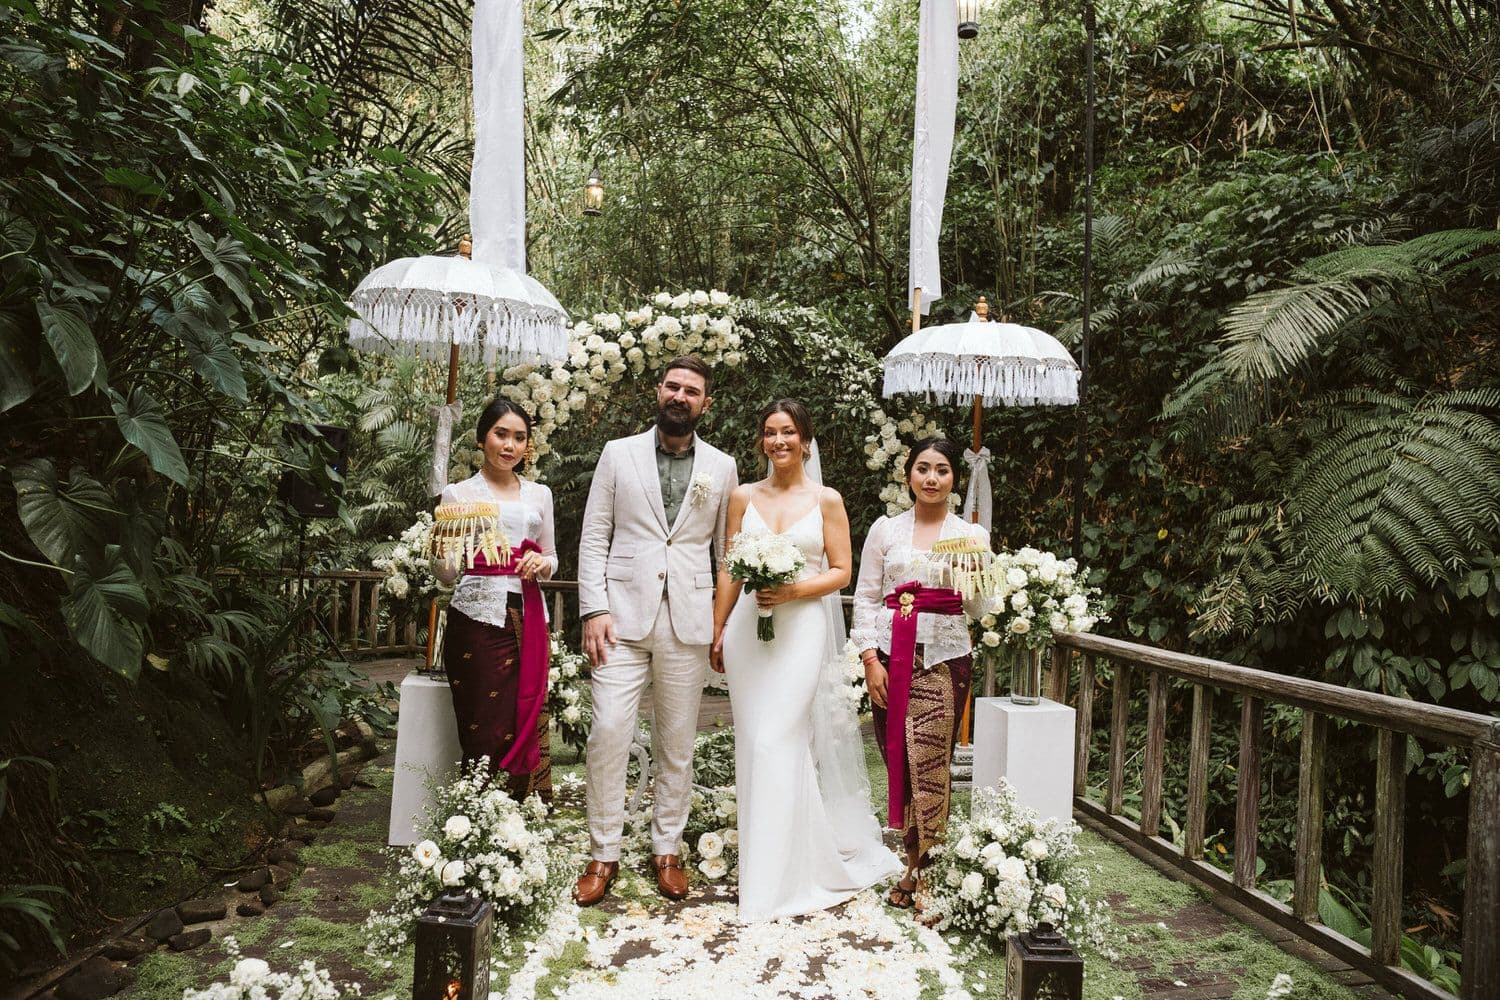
[1,0,1496,983]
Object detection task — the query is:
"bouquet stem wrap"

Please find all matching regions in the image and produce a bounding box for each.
[462,538,548,774]
[883,580,964,828]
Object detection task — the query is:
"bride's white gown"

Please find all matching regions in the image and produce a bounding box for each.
[722,501,901,922]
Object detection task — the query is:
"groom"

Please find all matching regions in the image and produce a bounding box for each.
[574,355,738,905]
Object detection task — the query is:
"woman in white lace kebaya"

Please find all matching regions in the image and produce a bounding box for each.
[712,399,901,922]
[851,437,990,912]
[433,399,558,799]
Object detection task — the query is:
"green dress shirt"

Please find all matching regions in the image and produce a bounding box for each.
[656,436,696,527]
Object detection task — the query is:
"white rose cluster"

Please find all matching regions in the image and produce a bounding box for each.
[863,409,944,515]
[496,290,744,465]
[364,759,556,954]
[682,784,739,882]
[183,936,349,1000]
[921,779,1113,954]
[370,511,443,601]
[980,547,1108,651]
[547,634,592,753]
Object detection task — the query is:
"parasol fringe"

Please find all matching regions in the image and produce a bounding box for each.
[882,354,1080,406]
[348,290,569,367]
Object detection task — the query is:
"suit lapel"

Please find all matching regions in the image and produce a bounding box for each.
[632,430,670,534]
[666,436,705,538]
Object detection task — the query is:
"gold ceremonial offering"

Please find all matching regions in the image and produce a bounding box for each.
[430,502,512,570]
[914,535,999,604]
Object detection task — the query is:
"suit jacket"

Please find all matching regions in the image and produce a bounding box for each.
[577,429,738,645]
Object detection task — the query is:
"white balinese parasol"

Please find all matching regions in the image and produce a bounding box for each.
[345,0,568,499]
[881,297,1079,534]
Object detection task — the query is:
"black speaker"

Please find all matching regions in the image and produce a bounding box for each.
[278,424,350,518]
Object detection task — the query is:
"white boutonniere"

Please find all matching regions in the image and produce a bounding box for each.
[688,471,714,508]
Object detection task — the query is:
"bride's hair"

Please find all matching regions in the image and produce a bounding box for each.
[756,398,815,458]
[904,436,963,500]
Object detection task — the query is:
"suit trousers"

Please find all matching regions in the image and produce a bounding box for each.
[585,597,707,860]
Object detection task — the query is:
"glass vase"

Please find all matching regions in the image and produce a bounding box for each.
[1009,646,1044,705]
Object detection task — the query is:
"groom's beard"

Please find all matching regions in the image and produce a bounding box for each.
[656,402,701,437]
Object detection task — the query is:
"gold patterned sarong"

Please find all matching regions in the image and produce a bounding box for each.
[873,650,971,859]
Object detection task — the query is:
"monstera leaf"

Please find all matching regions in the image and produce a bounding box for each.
[0,311,35,412]
[61,546,147,679]
[12,459,120,567]
[108,386,189,485]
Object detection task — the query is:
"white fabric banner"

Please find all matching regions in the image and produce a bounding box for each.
[470,0,526,270]
[908,0,958,315]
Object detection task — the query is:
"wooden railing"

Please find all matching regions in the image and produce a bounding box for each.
[1049,632,1499,1000]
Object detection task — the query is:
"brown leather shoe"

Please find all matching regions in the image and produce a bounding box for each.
[652,854,689,900]
[573,860,618,906]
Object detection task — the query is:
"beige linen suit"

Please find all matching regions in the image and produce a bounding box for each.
[578,429,737,859]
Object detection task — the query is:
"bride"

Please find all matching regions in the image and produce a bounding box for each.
[711,399,902,922]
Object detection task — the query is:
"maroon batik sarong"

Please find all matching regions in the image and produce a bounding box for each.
[872,649,973,859]
[443,603,532,799]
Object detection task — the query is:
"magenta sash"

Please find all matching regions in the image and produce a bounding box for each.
[464,539,549,774]
[882,580,964,827]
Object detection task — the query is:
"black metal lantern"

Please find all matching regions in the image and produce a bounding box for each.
[582,165,604,216]
[957,0,980,39]
[1005,923,1084,1000]
[413,890,494,1000]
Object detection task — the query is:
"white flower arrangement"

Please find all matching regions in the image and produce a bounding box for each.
[370,511,444,601]
[725,530,806,641]
[840,639,873,716]
[924,780,1112,953]
[182,936,351,1000]
[682,784,739,882]
[687,470,714,508]
[495,291,744,466]
[547,634,592,753]
[979,548,1109,652]
[365,758,558,954]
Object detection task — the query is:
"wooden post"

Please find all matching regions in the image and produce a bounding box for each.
[1074,654,1095,798]
[330,583,342,645]
[1294,710,1327,922]
[349,580,361,649]
[1462,723,1500,1000]
[405,619,417,650]
[1234,696,1264,890]
[1184,684,1212,861]
[424,599,440,668]
[1140,671,1167,838]
[1048,645,1069,704]
[366,580,379,651]
[1371,728,1407,965]
[1107,662,1132,815]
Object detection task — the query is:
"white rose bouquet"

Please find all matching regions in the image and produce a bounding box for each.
[365,759,558,954]
[546,634,592,753]
[979,547,1108,652]
[726,530,806,641]
[924,781,1112,953]
[370,511,444,601]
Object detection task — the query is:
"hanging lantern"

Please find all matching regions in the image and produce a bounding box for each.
[583,165,604,216]
[412,890,494,1000]
[1005,923,1084,1000]
[957,0,979,39]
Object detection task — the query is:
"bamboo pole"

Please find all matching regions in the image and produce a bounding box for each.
[425,235,471,670]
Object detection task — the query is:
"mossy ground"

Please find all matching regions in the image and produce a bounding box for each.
[112,729,1369,1000]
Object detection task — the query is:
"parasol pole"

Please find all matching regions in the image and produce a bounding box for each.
[426,235,475,670]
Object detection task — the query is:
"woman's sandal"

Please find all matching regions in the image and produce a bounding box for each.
[888,871,919,909]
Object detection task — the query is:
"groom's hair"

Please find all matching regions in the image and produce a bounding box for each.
[661,355,712,394]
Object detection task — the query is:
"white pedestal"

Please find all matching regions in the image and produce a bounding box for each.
[387,672,462,846]
[971,697,1076,826]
